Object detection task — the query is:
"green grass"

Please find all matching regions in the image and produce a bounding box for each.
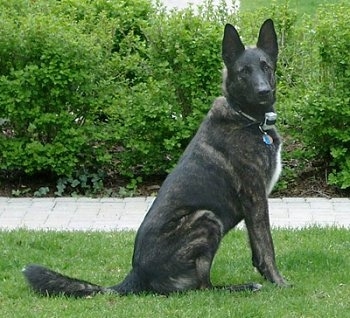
[1,228,349,317]
[241,0,344,15]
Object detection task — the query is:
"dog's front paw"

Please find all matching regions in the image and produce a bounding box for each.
[274,278,292,288]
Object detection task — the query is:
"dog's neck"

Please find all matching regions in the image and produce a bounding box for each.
[227,100,277,132]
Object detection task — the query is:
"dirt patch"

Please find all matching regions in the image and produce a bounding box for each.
[272,171,348,198]
[1,165,348,198]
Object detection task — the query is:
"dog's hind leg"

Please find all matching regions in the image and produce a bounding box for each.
[147,210,223,294]
[195,255,213,289]
[162,210,261,294]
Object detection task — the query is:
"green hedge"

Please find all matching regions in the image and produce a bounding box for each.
[0,0,120,178]
[0,0,225,191]
[296,3,350,189]
[0,0,350,194]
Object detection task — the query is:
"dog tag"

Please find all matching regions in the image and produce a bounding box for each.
[262,133,273,145]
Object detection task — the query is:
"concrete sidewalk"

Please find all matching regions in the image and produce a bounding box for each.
[0,197,349,231]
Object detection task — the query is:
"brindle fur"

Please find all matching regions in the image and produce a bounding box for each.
[23,19,288,298]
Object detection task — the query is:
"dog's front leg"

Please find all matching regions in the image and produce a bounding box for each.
[243,196,288,287]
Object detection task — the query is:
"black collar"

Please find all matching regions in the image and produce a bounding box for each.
[232,106,277,132]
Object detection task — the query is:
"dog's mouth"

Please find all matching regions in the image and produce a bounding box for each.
[257,93,274,106]
[258,100,269,105]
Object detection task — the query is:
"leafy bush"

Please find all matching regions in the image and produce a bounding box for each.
[299,3,350,189]
[110,7,225,177]
[0,1,117,179]
[110,1,304,180]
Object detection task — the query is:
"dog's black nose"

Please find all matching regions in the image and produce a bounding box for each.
[258,87,271,97]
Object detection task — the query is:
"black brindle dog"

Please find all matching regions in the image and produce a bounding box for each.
[23,19,289,297]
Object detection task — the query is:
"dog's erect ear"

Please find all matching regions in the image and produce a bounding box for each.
[257,19,278,66]
[222,23,245,67]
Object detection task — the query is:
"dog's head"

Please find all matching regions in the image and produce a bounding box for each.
[222,19,278,122]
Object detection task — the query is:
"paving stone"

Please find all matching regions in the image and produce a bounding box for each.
[282,197,307,202]
[332,202,350,212]
[269,208,289,216]
[93,222,119,231]
[97,210,121,218]
[330,198,350,202]
[54,197,78,202]
[309,201,334,209]
[99,198,125,203]
[304,197,330,202]
[0,196,349,231]
[123,197,147,203]
[2,208,27,217]
[44,219,71,229]
[7,198,33,203]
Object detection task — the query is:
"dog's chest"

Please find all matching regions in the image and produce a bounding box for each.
[266,142,282,194]
[245,127,282,195]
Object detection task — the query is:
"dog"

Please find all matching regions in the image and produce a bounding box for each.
[23,19,288,298]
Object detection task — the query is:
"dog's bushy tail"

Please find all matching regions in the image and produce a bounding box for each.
[23,264,114,298]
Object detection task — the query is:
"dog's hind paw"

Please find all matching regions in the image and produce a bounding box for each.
[218,282,263,293]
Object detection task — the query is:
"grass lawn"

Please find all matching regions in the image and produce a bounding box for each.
[241,0,344,15]
[1,228,349,317]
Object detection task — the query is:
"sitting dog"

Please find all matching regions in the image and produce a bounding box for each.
[23,19,288,297]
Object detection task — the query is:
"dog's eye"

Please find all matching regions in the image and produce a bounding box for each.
[261,61,270,72]
[239,66,251,75]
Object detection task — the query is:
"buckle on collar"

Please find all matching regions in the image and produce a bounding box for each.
[260,112,277,131]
